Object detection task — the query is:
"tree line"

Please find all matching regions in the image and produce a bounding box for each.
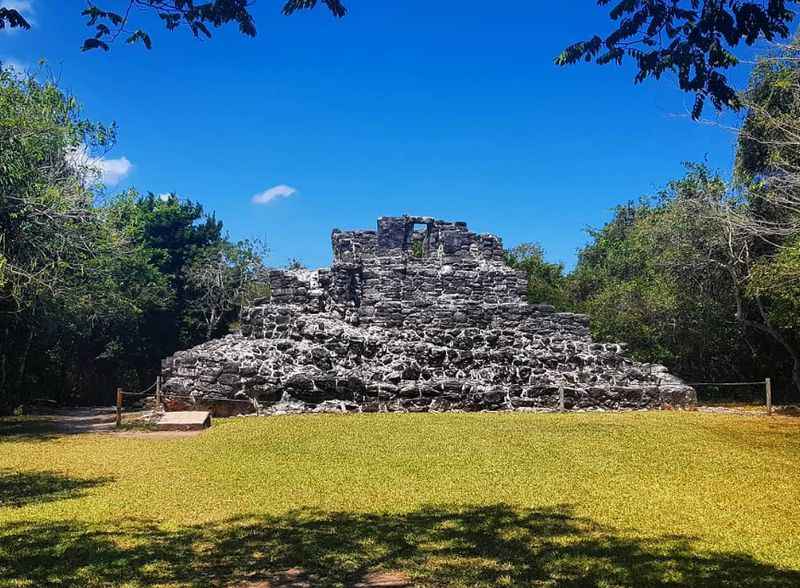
[3,39,800,411]
[0,68,268,412]
[510,42,800,403]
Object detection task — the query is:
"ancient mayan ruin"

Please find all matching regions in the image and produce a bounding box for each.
[161,215,696,414]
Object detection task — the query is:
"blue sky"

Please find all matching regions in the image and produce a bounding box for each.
[2,1,752,269]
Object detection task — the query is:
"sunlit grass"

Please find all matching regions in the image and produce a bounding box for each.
[1,412,799,586]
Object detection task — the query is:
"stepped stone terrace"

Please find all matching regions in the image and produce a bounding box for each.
[161,215,696,415]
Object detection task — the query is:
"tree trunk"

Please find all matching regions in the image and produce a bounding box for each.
[206,309,216,341]
[791,356,800,401]
[15,327,34,395]
[737,296,800,399]
[0,339,7,412]
[0,328,7,394]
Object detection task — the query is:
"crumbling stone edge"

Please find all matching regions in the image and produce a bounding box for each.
[161,216,697,416]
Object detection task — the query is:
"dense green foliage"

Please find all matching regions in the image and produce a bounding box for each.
[736,42,800,181]
[557,1,797,118]
[516,42,800,402]
[1,412,799,585]
[735,41,800,339]
[0,68,266,411]
[504,243,571,310]
[569,168,769,384]
[527,161,800,401]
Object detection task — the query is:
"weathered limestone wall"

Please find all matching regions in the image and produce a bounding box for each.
[162,216,696,415]
[330,216,523,327]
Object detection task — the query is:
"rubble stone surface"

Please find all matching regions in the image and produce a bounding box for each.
[161,216,696,414]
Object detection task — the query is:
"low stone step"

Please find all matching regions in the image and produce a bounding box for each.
[155,411,211,431]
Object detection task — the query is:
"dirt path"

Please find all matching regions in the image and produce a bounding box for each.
[2,407,203,439]
[46,407,120,434]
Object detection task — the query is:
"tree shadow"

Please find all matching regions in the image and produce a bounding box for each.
[1,504,798,587]
[0,409,120,441]
[0,470,111,508]
[0,416,61,442]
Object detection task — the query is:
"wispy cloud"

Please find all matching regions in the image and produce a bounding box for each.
[4,0,34,12]
[0,57,27,77]
[66,145,134,187]
[251,184,297,205]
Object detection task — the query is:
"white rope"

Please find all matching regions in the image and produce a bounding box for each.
[161,393,254,404]
[688,381,767,386]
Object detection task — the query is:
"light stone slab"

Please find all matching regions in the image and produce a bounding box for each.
[156,411,211,431]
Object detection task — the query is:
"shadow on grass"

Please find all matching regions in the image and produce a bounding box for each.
[1,504,798,587]
[0,416,61,442]
[0,409,120,441]
[0,470,111,509]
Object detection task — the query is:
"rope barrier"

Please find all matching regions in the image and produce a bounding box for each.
[115,379,256,428]
[161,393,254,404]
[115,381,158,427]
[687,381,767,386]
[136,381,157,395]
[118,381,157,398]
[686,378,774,416]
[119,390,151,398]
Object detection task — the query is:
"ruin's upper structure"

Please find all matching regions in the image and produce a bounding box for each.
[162,216,696,414]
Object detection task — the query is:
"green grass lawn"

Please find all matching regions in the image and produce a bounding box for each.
[1,411,799,587]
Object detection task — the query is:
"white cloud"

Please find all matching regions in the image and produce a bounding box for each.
[251,184,297,205]
[98,156,133,185]
[66,145,134,187]
[158,193,172,202]
[4,0,33,11]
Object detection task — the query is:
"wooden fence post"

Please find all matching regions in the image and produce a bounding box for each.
[156,376,162,413]
[766,378,773,416]
[116,387,123,428]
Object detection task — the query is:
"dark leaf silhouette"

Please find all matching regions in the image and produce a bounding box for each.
[557,1,796,118]
[0,470,111,509]
[0,7,29,30]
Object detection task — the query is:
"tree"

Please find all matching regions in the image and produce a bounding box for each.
[185,239,268,340]
[54,196,172,403]
[730,40,800,391]
[0,66,183,408]
[504,243,571,310]
[734,39,800,231]
[570,191,742,375]
[0,68,113,314]
[286,257,305,270]
[0,1,346,52]
[736,41,800,183]
[668,172,800,396]
[0,65,269,410]
[5,1,793,119]
[748,241,800,330]
[0,60,192,408]
[573,163,800,398]
[115,192,231,353]
[567,38,800,398]
[556,1,797,119]
[0,64,111,404]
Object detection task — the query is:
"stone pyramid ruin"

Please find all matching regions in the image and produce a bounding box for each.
[161,216,696,414]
